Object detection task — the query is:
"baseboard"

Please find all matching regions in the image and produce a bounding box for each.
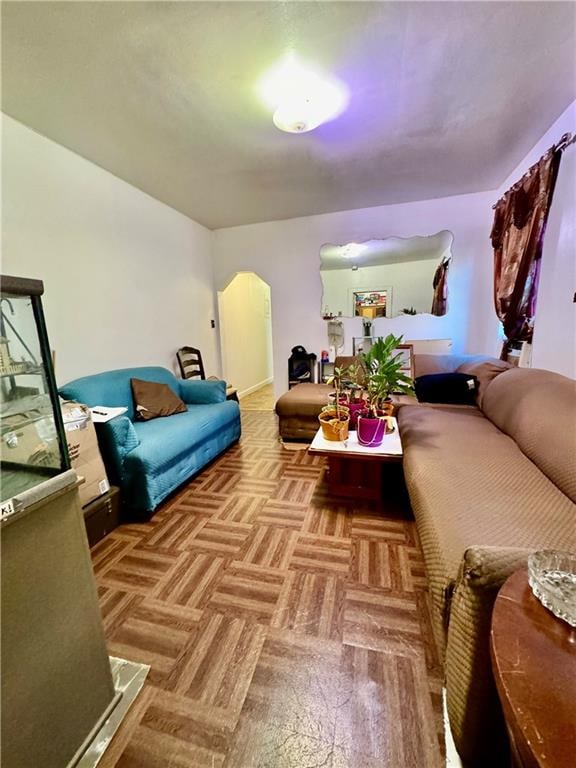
[238,377,273,399]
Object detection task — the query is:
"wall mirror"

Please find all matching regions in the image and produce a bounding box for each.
[320,230,453,320]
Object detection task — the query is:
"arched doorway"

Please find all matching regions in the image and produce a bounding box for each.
[217,272,274,408]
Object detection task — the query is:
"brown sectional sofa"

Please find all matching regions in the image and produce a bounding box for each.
[276,383,333,440]
[276,355,360,440]
[275,352,575,763]
[398,355,576,766]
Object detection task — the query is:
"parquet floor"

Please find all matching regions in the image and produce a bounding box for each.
[94,411,444,768]
[239,383,275,411]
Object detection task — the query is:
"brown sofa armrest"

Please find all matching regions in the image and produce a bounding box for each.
[456,544,533,588]
[445,545,533,767]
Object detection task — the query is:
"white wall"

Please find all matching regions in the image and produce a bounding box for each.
[213,190,495,396]
[5,101,572,394]
[1,115,219,386]
[218,272,273,397]
[492,101,576,378]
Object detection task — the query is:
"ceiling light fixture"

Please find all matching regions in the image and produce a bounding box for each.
[258,53,349,134]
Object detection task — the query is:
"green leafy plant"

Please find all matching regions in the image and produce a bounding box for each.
[325,365,350,420]
[360,334,413,418]
[342,362,364,402]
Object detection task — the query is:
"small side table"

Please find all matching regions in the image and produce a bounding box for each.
[490,568,576,768]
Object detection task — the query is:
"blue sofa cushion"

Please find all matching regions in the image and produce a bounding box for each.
[125,413,240,513]
[130,402,238,473]
[179,379,226,404]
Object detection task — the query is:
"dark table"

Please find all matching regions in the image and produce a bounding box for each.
[490,568,576,768]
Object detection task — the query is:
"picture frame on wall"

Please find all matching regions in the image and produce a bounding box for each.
[352,289,389,319]
[396,343,414,379]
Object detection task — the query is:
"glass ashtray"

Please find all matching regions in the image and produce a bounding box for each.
[528,550,576,627]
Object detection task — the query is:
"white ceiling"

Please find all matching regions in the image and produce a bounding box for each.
[2,2,575,229]
[320,231,453,270]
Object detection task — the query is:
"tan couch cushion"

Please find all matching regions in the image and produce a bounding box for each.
[413,353,500,378]
[399,403,576,652]
[413,354,468,378]
[392,393,477,412]
[456,358,511,406]
[275,383,333,418]
[275,383,335,440]
[482,368,576,503]
[395,352,498,411]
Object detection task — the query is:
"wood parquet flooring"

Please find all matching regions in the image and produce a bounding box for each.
[94,410,444,768]
[239,384,275,411]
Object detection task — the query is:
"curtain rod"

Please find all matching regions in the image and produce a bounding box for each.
[492,132,575,209]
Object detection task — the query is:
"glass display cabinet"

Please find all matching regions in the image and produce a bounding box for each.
[1,276,120,768]
[1,275,70,504]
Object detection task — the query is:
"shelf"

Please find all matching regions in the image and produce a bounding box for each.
[1,411,52,434]
[0,368,43,379]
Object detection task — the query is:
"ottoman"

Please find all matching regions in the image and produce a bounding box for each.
[275,383,333,440]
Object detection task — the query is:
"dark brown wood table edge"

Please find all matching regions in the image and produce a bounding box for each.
[490,567,576,768]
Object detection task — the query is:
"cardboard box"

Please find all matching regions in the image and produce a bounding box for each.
[61,401,110,508]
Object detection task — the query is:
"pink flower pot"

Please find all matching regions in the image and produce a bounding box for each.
[348,399,366,430]
[357,414,387,447]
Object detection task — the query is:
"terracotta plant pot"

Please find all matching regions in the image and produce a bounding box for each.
[318,408,350,441]
[357,413,388,447]
[380,399,395,417]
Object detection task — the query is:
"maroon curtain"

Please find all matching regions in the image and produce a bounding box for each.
[431,258,449,316]
[491,147,561,356]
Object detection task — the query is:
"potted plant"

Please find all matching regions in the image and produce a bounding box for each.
[342,362,366,429]
[319,365,350,441]
[357,334,413,447]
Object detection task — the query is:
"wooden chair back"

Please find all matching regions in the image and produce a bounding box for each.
[177,346,205,380]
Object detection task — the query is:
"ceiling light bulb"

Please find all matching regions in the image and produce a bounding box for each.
[259,54,349,134]
[273,97,326,133]
[259,53,308,109]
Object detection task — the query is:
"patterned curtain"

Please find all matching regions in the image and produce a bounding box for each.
[491,146,562,357]
[431,258,450,316]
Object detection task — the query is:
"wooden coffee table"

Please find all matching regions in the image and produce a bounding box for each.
[490,568,576,768]
[308,418,403,500]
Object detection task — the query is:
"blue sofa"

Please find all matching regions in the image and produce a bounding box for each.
[59,367,241,515]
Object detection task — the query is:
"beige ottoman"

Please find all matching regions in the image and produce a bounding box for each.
[275,383,333,440]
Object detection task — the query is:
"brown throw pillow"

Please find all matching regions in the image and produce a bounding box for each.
[130,378,187,421]
[455,359,512,407]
